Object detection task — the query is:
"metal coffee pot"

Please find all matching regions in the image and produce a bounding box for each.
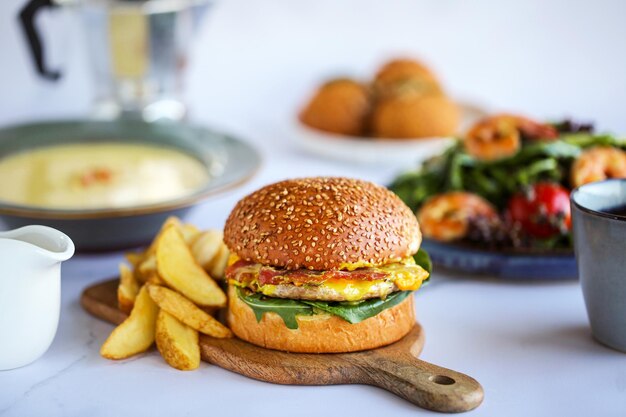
[20,0,211,121]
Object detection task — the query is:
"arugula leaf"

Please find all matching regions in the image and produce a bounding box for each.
[235,287,313,329]
[235,287,416,328]
[389,131,626,251]
[447,152,464,190]
[302,291,412,324]
[515,158,559,186]
[562,133,626,148]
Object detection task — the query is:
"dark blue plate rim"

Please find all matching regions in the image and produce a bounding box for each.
[422,239,578,280]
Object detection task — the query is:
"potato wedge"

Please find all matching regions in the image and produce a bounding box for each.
[148,285,232,338]
[207,244,230,280]
[155,310,200,371]
[146,273,164,286]
[191,230,224,271]
[146,216,184,256]
[137,254,157,282]
[117,263,139,314]
[180,223,201,245]
[124,251,145,268]
[156,226,226,307]
[101,285,159,359]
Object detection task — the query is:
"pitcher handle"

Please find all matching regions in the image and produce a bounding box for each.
[18,0,61,81]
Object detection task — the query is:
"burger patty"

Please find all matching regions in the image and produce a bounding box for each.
[252,280,398,301]
[226,258,427,302]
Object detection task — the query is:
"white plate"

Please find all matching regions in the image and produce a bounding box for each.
[294,101,486,166]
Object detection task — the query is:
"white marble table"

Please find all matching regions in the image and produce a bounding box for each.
[2,1,626,416]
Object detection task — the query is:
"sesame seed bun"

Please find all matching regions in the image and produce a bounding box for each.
[226,284,415,353]
[223,177,421,270]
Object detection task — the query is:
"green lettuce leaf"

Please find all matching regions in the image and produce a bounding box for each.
[235,287,313,329]
[301,291,412,324]
[235,288,415,328]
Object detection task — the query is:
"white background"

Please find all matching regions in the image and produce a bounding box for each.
[2,0,626,133]
[1,1,626,416]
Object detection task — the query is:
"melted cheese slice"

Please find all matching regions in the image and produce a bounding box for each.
[320,278,388,300]
[228,255,429,300]
[227,253,240,267]
[376,258,429,291]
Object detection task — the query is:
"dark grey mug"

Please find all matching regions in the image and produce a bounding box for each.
[571,179,626,352]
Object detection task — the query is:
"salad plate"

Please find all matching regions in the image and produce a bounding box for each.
[390,115,626,280]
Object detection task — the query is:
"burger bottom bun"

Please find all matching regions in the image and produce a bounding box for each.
[227,285,415,353]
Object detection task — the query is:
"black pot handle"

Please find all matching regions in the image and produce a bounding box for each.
[19,0,61,81]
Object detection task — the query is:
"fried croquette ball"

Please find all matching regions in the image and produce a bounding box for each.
[371,95,459,139]
[373,58,442,98]
[299,79,371,136]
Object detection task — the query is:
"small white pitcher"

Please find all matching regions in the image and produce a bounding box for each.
[0,225,74,370]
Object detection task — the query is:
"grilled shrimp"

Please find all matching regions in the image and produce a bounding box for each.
[417,192,498,242]
[464,114,558,161]
[571,146,626,188]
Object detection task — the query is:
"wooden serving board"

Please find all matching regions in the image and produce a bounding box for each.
[82,279,484,413]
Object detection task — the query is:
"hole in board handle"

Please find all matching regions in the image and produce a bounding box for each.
[429,375,455,385]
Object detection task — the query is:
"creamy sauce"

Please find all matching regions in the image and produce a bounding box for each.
[0,143,210,209]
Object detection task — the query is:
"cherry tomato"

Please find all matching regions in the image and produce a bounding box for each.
[507,183,571,238]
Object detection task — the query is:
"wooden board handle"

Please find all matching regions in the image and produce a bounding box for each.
[357,352,484,413]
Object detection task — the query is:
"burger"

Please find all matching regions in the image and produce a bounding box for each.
[223,177,430,353]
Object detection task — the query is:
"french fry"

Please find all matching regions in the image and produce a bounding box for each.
[190,230,224,271]
[156,226,226,307]
[155,310,200,371]
[207,244,230,280]
[148,285,232,338]
[117,263,139,314]
[101,286,159,359]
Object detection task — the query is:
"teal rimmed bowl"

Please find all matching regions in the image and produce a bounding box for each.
[0,119,261,251]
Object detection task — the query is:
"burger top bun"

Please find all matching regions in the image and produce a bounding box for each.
[223,177,421,270]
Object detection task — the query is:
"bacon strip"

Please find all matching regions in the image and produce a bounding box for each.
[225,259,255,277]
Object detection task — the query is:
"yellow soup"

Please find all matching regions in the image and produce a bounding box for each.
[0,143,210,209]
